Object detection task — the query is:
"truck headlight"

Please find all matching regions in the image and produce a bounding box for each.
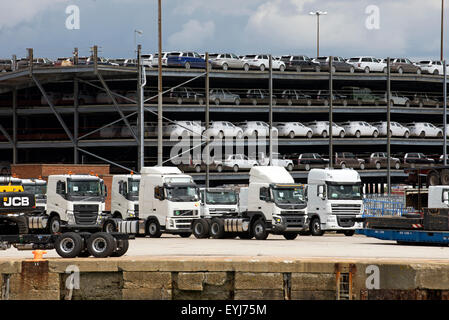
[273,217,282,224]
[67,210,75,224]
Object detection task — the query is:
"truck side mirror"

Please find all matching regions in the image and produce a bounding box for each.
[318,185,325,199]
[154,186,165,200]
[56,181,66,195]
[259,187,271,202]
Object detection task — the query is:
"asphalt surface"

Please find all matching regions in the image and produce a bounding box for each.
[2,233,449,260]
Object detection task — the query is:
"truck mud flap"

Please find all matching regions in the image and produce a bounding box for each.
[223,218,249,232]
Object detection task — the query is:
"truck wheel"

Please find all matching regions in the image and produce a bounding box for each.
[179,232,192,238]
[146,220,162,238]
[428,172,441,186]
[310,217,324,236]
[48,215,61,234]
[192,219,210,239]
[283,233,298,240]
[441,169,449,185]
[210,218,225,239]
[55,232,83,258]
[343,230,355,236]
[111,239,129,257]
[103,220,117,233]
[252,219,269,240]
[87,232,116,258]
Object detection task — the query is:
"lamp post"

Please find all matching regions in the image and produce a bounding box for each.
[134,29,143,53]
[309,11,327,57]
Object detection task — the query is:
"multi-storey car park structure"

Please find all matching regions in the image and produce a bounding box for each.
[0,47,448,192]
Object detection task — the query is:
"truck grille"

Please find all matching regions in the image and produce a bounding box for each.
[134,204,139,217]
[281,214,306,228]
[173,218,194,230]
[73,204,99,225]
[337,215,356,227]
[174,210,198,217]
[331,204,361,215]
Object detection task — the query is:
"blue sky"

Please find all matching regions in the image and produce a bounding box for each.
[0,0,447,60]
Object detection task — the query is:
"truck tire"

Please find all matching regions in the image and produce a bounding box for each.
[146,219,162,238]
[103,220,117,233]
[441,169,449,185]
[210,218,225,239]
[110,238,129,257]
[343,230,355,236]
[48,215,61,234]
[283,233,298,240]
[428,172,441,186]
[192,219,210,239]
[179,232,192,238]
[310,217,324,236]
[55,232,83,258]
[252,219,269,240]
[86,232,116,258]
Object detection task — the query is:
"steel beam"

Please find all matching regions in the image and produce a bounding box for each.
[12,88,17,164]
[96,72,139,142]
[32,75,74,143]
[74,78,79,164]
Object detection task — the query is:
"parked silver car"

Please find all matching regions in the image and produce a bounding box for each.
[209,53,250,71]
[209,89,241,105]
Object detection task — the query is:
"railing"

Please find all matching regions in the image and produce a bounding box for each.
[363,194,412,217]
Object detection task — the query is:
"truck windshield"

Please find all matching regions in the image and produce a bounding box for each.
[272,187,305,204]
[128,179,140,196]
[165,186,199,202]
[327,184,362,200]
[67,179,103,196]
[205,190,237,205]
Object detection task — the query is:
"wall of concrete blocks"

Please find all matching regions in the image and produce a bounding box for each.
[2,257,449,300]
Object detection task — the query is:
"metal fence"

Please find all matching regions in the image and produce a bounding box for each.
[363,194,411,217]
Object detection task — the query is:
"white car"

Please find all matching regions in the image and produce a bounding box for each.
[141,54,153,68]
[307,121,345,138]
[253,152,294,171]
[406,122,443,138]
[238,121,278,137]
[241,54,286,72]
[216,154,259,172]
[385,92,410,107]
[416,60,446,75]
[163,121,204,138]
[346,56,387,73]
[340,121,379,138]
[209,53,249,71]
[372,121,410,138]
[275,122,313,139]
[203,121,243,139]
[151,52,173,67]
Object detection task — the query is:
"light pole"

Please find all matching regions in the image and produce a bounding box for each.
[134,29,143,53]
[440,0,444,61]
[309,11,327,57]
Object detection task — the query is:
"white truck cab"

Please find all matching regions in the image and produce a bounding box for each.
[139,167,200,237]
[21,178,47,214]
[307,168,364,236]
[199,187,239,218]
[111,174,141,219]
[428,186,449,208]
[239,166,308,239]
[46,174,107,233]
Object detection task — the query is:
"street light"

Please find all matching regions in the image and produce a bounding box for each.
[134,29,143,53]
[309,11,327,57]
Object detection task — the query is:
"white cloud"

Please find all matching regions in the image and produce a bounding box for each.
[167,20,215,49]
[172,0,266,16]
[0,0,68,29]
[243,0,445,58]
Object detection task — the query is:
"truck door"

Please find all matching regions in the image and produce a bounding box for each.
[153,183,165,225]
[258,187,273,220]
